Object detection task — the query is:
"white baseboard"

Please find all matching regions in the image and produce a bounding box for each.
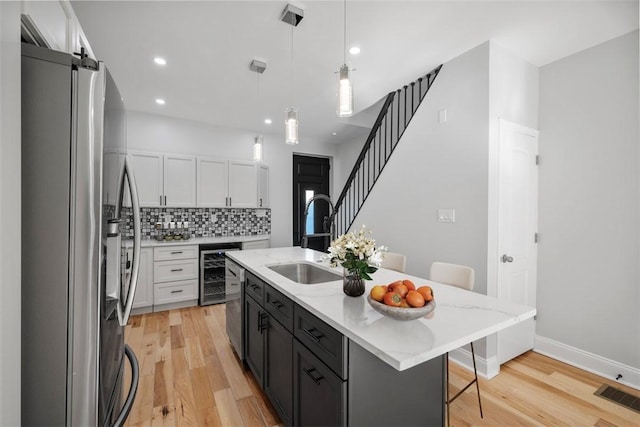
[449,347,500,379]
[534,335,640,391]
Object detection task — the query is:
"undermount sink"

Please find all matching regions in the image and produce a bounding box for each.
[267,262,342,284]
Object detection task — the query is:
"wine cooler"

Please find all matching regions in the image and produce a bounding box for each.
[199,244,239,305]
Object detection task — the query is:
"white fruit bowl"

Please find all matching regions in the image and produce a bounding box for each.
[367,295,436,321]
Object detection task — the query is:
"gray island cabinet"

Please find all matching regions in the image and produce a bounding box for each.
[228,247,536,427]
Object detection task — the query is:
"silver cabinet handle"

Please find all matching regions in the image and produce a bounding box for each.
[171,289,184,294]
[501,254,514,263]
[170,268,184,272]
[160,195,162,205]
[229,197,232,206]
[164,195,167,205]
[171,251,183,254]
[259,198,262,207]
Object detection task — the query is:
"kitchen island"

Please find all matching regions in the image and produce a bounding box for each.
[227,247,536,426]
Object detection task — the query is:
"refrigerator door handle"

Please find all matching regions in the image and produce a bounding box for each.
[117,156,142,326]
[113,344,139,427]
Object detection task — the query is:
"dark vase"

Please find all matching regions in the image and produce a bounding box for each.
[343,269,365,297]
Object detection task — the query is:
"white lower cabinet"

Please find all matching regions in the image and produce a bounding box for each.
[153,245,199,311]
[131,247,153,311]
[154,279,198,305]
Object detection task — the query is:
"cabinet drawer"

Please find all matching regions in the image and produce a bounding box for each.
[245,271,264,305]
[294,305,348,380]
[265,286,294,333]
[154,259,198,283]
[241,239,270,250]
[154,245,198,261]
[154,279,198,305]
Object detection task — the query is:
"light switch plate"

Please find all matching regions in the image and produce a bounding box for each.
[438,108,448,123]
[438,208,455,223]
[256,209,267,218]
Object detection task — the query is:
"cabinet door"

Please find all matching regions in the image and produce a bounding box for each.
[164,154,196,207]
[293,340,346,427]
[257,164,269,208]
[245,295,265,386]
[132,247,153,308]
[228,161,257,208]
[129,152,163,207]
[197,157,228,207]
[21,1,69,52]
[265,317,293,425]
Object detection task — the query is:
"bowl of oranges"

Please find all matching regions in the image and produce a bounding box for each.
[367,279,435,321]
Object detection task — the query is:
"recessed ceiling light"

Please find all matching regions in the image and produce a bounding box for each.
[154,57,167,66]
[349,46,360,55]
[332,132,337,136]
[155,98,165,105]
[264,118,272,124]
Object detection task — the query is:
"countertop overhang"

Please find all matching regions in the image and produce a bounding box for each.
[227,247,536,371]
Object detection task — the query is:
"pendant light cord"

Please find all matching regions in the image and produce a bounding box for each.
[291,25,294,101]
[343,0,347,64]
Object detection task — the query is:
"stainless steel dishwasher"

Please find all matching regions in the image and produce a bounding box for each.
[225,258,245,360]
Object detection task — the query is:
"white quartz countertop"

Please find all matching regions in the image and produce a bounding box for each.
[132,235,270,248]
[227,247,536,371]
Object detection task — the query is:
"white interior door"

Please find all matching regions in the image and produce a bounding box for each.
[497,119,539,365]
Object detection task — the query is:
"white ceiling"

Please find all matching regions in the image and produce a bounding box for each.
[71,0,638,144]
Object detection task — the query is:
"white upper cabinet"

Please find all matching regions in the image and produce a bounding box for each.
[257,164,269,208]
[129,152,196,207]
[129,152,163,207]
[164,154,196,206]
[21,0,96,58]
[228,161,257,208]
[197,157,228,207]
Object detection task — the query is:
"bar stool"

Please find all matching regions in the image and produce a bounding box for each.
[430,262,483,425]
[381,252,407,273]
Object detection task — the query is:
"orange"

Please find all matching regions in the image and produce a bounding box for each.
[406,290,425,308]
[399,299,410,308]
[417,286,434,302]
[370,285,386,302]
[402,279,416,291]
[383,292,402,307]
[392,284,409,298]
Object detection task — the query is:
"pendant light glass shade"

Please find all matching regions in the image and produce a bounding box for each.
[337,64,353,117]
[285,107,299,145]
[253,135,264,162]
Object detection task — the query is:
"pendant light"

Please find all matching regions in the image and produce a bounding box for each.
[250,59,267,161]
[281,4,303,145]
[253,135,264,162]
[285,26,299,145]
[337,0,353,117]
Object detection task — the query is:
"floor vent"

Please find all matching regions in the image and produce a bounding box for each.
[594,384,640,413]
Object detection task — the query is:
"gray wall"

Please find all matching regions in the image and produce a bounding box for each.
[0,1,22,424]
[126,111,339,248]
[537,30,639,369]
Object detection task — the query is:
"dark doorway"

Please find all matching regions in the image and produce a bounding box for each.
[292,155,331,251]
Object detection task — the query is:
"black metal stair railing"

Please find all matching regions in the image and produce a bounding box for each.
[331,65,443,236]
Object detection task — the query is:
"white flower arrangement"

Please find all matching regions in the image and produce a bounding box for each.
[326,225,387,280]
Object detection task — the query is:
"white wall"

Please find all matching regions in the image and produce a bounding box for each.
[0,1,22,424]
[537,31,639,370]
[126,111,339,248]
[352,42,491,285]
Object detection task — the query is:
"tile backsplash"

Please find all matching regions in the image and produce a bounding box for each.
[121,207,271,239]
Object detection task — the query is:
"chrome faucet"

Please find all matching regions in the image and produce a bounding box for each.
[300,194,335,249]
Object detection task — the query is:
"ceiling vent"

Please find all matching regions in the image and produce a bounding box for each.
[249,59,267,74]
[280,3,304,26]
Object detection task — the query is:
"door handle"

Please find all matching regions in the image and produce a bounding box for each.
[303,367,324,386]
[501,254,514,263]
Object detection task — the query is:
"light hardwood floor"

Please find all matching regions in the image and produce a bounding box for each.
[123,305,638,426]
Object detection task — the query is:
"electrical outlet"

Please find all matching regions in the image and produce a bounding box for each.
[438,209,455,223]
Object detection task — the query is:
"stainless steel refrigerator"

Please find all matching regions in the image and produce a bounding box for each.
[21,43,141,426]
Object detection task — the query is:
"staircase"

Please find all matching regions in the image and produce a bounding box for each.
[331,65,443,236]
